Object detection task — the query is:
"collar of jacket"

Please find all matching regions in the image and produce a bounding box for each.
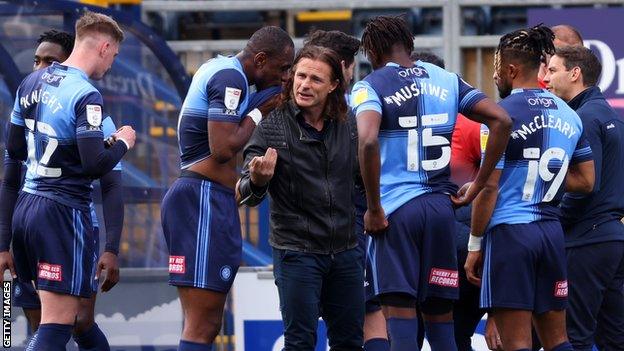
[284,100,337,142]
[568,86,603,110]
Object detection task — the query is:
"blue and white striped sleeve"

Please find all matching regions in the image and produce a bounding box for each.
[457,75,487,115]
[350,80,382,117]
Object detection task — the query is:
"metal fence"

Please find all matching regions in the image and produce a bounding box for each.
[143,0,623,96]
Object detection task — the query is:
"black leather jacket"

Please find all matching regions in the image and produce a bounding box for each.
[239,101,359,254]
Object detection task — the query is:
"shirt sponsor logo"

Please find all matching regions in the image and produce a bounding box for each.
[429,268,458,288]
[224,87,242,110]
[86,105,103,127]
[169,256,186,274]
[554,280,568,297]
[38,263,62,282]
[398,66,430,78]
[41,72,65,87]
[525,97,558,110]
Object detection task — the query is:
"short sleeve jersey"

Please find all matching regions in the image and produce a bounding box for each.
[177,56,251,169]
[350,61,486,216]
[11,62,105,210]
[483,88,593,229]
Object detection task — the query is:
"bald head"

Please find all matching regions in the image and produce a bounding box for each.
[552,25,583,47]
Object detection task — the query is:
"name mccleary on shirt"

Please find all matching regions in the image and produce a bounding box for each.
[511,114,578,140]
[383,82,449,107]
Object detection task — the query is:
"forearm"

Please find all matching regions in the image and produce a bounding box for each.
[359,139,382,210]
[78,137,128,177]
[211,118,256,163]
[565,162,595,193]
[0,159,22,251]
[470,186,498,236]
[100,170,123,254]
[237,124,269,206]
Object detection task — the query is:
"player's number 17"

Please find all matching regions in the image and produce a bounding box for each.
[24,118,61,178]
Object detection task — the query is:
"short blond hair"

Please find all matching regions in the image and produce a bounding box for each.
[75,11,124,43]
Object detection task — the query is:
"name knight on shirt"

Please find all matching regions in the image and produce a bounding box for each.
[19,88,63,114]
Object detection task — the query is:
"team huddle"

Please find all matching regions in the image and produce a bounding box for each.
[0,9,622,351]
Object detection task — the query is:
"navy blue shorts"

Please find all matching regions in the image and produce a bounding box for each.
[481,220,567,314]
[12,193,96,298]
[369,193,459,301]
[13,227,100,308]
[162,177,241,293]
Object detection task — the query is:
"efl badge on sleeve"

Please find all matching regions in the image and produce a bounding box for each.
[480,128,489,153]
[86,105,103,127]
[224,87,242,110]
[354,87,368,106]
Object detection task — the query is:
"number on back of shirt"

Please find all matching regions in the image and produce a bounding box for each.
[401,113,451,172]
[522,147,569,202]
[24,118,61,178]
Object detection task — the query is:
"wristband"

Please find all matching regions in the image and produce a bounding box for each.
[467,234,483,252]
[248,108,263,125]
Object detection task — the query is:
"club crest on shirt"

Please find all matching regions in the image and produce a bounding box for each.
[224,87,242,110]
[86,105,103,127]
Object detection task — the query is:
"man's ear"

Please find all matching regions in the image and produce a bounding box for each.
[99,41,110,58]
[254,52,268,68]
[570,66,582,84]
[508,63,520,80]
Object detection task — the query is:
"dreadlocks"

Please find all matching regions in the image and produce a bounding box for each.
[37,30,75,57]
[495,24,556,75]
[361,15,414,65]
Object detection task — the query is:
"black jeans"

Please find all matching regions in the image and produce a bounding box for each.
[273,247,365,351]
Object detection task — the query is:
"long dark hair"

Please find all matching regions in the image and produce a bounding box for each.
[281,45,347,122]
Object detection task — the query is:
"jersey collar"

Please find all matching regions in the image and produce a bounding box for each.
[50,62,89,80]
[510,88,547,95]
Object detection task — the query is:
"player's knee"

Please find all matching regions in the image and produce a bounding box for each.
[183,315,223,341]
[420,297,454,315]
[379,293,417,308]
[74,311,95,335]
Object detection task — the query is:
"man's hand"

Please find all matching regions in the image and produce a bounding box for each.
[249,148,278,187]
[451,181,482,207]
[113,126,137,149]
[96,252,120,292]
[464,250,483,287]
[364,207,388,236]
[258,95,281,117]
[485,314,503,350]
[0,251,16,283]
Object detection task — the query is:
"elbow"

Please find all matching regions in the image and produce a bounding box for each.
[211,149,234,164]
[359,137,378,153]
[580,178,595,194]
